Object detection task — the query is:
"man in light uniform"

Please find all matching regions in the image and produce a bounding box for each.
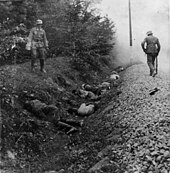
[26,19,48,73]
[141,31,161,77]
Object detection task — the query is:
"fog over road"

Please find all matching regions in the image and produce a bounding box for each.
[97,0,170,74]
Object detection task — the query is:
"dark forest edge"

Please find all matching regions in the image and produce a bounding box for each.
[0,0,115,72]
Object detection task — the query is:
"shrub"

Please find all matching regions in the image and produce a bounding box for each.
[0,0,115,70]
[39,0,115,71]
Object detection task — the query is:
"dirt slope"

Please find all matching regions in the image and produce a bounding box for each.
[0,56,121,173]
[1,59,169,173]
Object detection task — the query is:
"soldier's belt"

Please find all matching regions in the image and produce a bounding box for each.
[33,39,43,42]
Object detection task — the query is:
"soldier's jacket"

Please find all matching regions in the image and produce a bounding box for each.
[141,35,161,54]
[27,27,48,49]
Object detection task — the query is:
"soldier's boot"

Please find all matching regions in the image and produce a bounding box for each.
[31,59,36,72]
[152,69,156,77]
[40,59,46,73]
[149,67,154,76]
[149,63,155,77]
[149,70,152,76]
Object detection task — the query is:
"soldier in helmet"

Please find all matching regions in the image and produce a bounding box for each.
[141,31,161,77]
[26,19,48,73]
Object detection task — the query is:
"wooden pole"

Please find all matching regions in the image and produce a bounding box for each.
[168,0,170,57]
[129,0,132,46]
[128,0,133,65]
[168,0,170,73]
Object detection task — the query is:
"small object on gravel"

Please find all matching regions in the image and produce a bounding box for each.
[149,87,160,95]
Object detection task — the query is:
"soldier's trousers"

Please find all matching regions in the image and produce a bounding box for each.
[31,47,46,69]
[147,53,157,75]
[31,47,46,60]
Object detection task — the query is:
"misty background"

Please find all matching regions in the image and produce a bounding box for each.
[97,0,170,73]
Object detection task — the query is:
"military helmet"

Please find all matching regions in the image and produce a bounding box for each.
[36,19,43,25]
[146,31,153,36]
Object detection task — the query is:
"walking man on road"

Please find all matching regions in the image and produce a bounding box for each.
[26,19,48,73]
[141,31,161,77]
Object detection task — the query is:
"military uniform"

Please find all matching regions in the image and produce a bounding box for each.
[141,31,161,77]
[27,19,48,72]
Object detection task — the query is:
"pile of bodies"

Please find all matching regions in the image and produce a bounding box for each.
[23,66,123,134]
[23,99,83,134]
[70,69,122,117]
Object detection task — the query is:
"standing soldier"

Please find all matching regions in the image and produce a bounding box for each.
[141,31,161,77]
[26,19,48,73]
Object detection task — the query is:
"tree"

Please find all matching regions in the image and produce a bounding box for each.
[38,0,115,70]
[0,0,37,64]
[0,0,37,29]
[0,0,116,71]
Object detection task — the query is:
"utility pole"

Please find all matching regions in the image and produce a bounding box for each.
[168,0,170,72]
[129,0,132,46]
[168,0,170,56]
[128,0,133,65]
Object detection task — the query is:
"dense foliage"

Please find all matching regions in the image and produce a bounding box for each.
[0,0,37,29]
[41,0,115,70]
[0,0,37,65]
[0,0,115,70]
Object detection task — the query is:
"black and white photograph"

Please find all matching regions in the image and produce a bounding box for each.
[0,0,170,172]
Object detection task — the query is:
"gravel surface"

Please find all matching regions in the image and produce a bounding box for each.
[112,64,170,172]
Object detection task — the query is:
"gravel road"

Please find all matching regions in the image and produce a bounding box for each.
[112,63,170,172]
